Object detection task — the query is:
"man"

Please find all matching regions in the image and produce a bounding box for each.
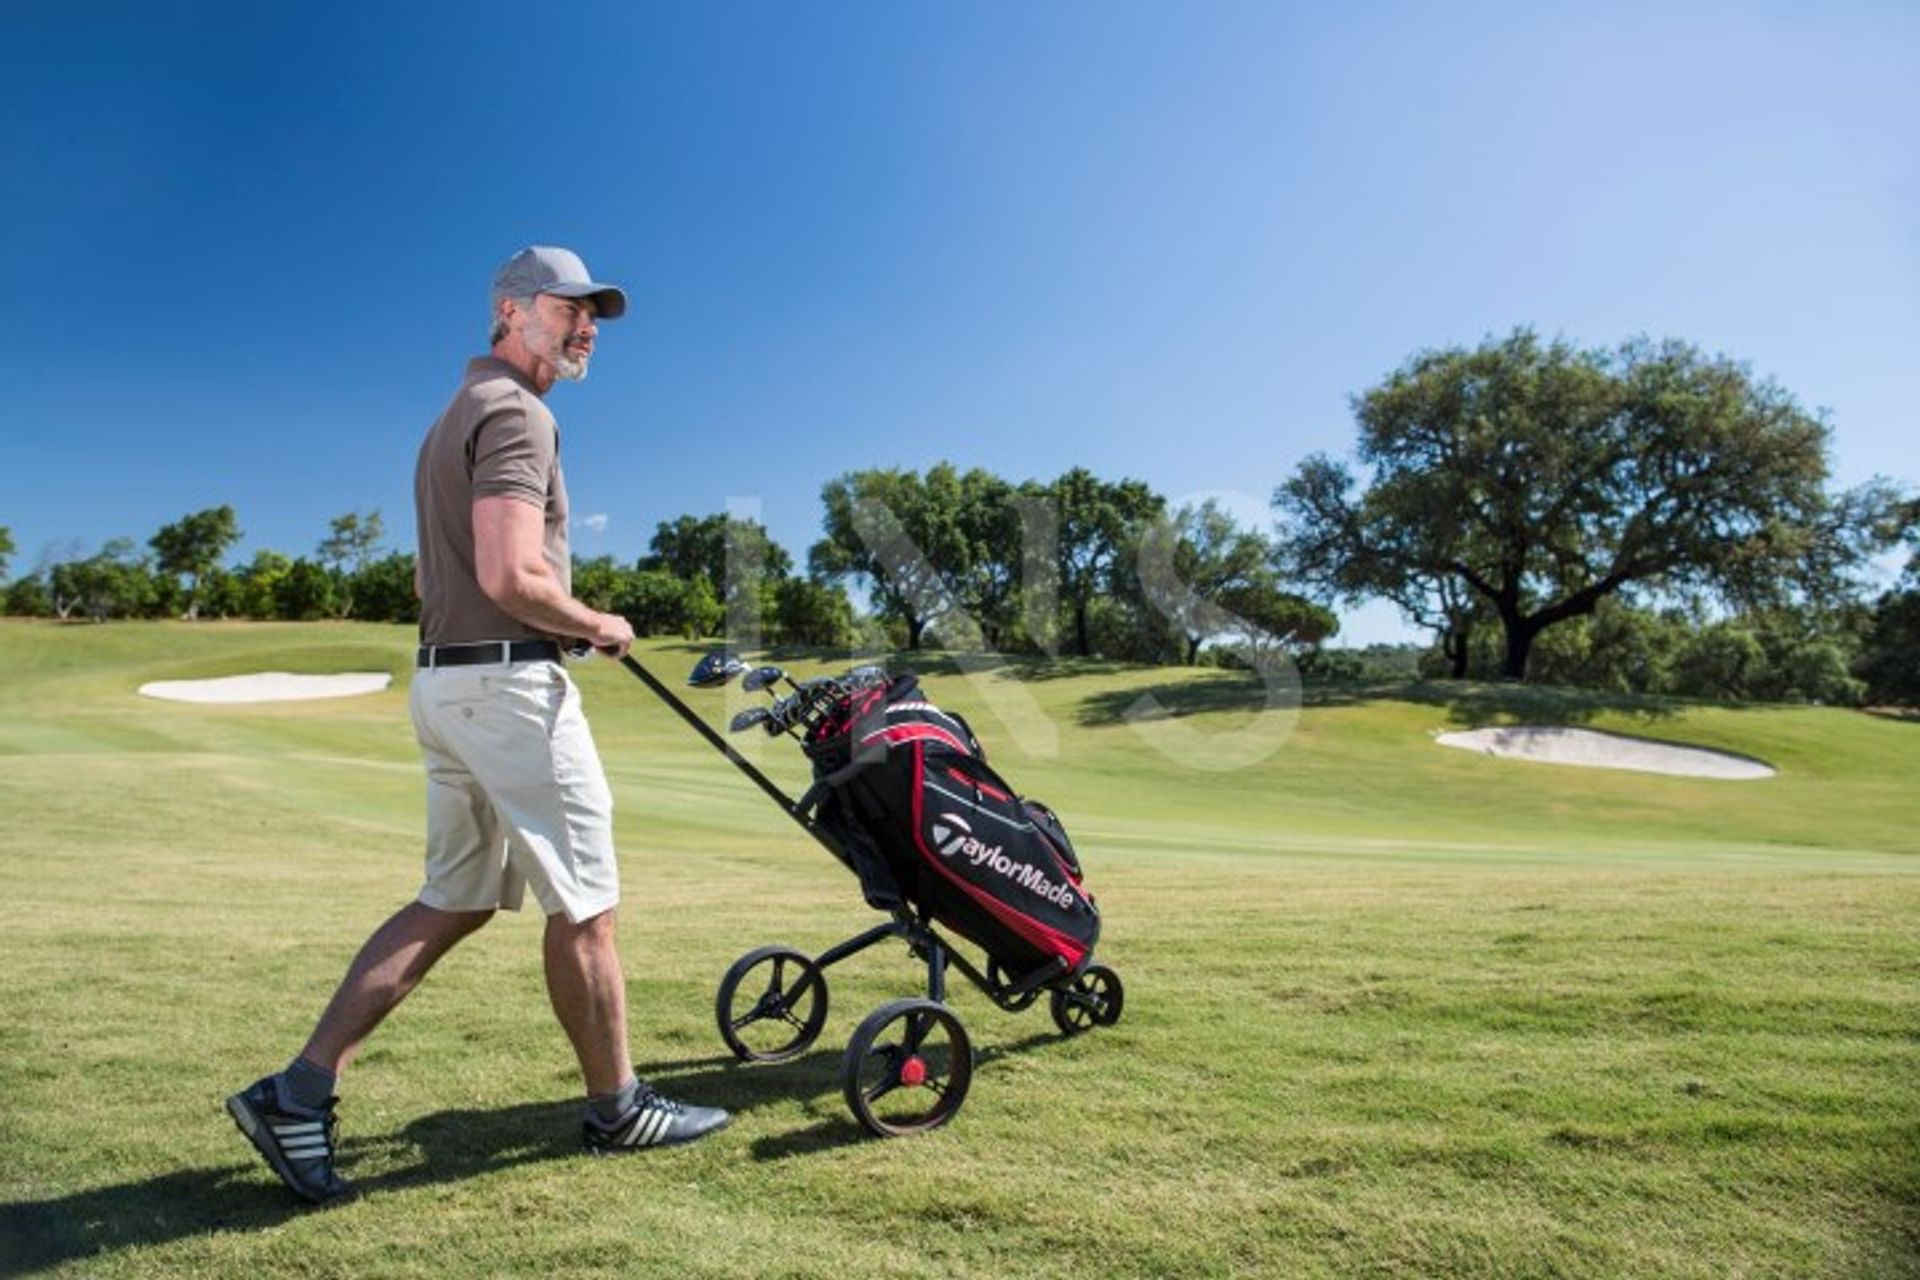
[227,246,728,1206]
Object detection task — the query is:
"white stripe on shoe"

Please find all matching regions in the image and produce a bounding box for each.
[632,1108,667,1146]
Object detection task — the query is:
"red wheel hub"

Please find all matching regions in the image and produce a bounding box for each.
[898,1055,929,1087]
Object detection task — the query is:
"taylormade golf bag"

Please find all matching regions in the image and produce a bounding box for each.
[800,674,1101,981]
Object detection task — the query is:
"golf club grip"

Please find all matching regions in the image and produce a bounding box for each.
[617,654,841,857]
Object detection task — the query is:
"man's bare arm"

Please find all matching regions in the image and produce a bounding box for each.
[471,495,633,656]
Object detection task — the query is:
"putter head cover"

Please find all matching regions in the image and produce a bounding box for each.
[688,650,748,688]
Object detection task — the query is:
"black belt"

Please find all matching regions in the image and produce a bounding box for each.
[416,640,563,669]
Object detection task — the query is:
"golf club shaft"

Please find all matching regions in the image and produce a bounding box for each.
[616,654,841,857]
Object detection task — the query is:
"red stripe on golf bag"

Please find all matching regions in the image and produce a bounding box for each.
[948,765,1011,803]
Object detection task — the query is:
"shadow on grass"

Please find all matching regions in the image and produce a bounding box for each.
[1072,670,1301,726]
[1398,681,1688,729]
[1070,672,1698,730]
[0,1099,574,1277]
[733,1032,1062,1161]
[1,1035,1066,1274]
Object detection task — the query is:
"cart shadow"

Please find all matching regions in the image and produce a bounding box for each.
[2,1035,1068,1274]
[719,1031,1066,1162]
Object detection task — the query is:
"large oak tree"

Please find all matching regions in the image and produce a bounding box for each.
[1277,330,1869,680]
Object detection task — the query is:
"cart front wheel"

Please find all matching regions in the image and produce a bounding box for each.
[841,998,972,1137]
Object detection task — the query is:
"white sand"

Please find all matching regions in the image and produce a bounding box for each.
[1435,725,1775,780]
[138,672,394,704]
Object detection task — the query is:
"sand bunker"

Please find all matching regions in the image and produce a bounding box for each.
[1435,725,1775,780]
[138,672,394,704]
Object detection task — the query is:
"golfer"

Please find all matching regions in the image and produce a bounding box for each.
[228,246,729,1205]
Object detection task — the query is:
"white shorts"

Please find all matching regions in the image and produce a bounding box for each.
[409,659,619,923]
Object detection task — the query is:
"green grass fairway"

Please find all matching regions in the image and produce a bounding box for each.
[2,621,1915,1278]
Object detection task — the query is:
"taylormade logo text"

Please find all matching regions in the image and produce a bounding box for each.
[929,812,1077,911]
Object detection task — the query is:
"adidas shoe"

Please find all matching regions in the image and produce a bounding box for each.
[225,1075,354,1205]
[583,1084,730,1153]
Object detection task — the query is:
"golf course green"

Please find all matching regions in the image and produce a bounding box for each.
[2,621,1914,1278]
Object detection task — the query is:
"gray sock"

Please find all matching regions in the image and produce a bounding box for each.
[281,1056,337,1112]
[588,1076,641,1126]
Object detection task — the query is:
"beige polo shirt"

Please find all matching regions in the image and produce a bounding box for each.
[414,356,572,646]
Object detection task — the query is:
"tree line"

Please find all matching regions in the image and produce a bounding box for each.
[0,468,1335,670]
[3,327,1914,703]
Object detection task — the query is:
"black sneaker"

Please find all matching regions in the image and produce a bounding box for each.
[225,1075,354,1205]
[582,1085,730,1153]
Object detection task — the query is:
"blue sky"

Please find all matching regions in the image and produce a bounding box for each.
[2,1,1914,644]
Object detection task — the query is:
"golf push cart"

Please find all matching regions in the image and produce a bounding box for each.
[618,649,1124,1137]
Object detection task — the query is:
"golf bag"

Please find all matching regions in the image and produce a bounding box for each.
[801,675,1101,982]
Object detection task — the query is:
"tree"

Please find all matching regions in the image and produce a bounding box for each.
[1281,454,1485,677]
[316,511,386,618]
[1276,330,1885,680]
[0,526,14,582]
[234,550,292,618]
[350,552,420,624]
[149,505,241,620]
[50,540,158,621]
[1216,581,1338,657]
[1049,467,1164,657]
[5,574,50,617]
[1137,501,1285,665]
[571,554,628,611]
[273,558,337,620]
[612,569,723,639]
[1856,498,1920,705]
[1517,598,1685,693]
[1669,623,1769,701]
[641,513,792,635]
[1859,589,1920,705]
[810,469,968,650]
[769,577,856,648]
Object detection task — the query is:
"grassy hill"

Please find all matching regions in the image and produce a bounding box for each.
[1,621,1914,1278]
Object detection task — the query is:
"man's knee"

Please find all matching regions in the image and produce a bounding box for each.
[544,907,622,966]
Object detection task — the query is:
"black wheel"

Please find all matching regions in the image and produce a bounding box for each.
[1050,963,1124,1036]
[985,960,1043,1012]
[716,945,829,1062]
[841,998,973,1137]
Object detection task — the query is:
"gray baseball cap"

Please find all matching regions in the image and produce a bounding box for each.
[490,245,628,320]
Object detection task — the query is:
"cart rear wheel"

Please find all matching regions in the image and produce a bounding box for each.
[841,998,972,1137]
[1050,964,1124,1036]
[716,945,829,1062]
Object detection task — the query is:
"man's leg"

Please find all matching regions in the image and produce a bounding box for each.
[228,901,492,1205]
[547,904,731,1153]
[301,900,496,1076]
[542,906,631,1095]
